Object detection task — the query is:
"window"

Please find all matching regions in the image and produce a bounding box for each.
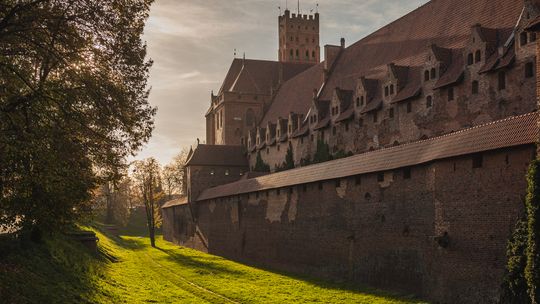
[305,50,309,59]
[389,108,394,118]
[356,97,360,107]
[277,145,280,152]
[430,68,437,79]
[472,153,483,168]
[267,148,269,154]
[332,126,336,135]
[355,175,361,185]
[472,81,479,94]
[521,32,528,46]
[407,101,412,113]
[475,50,481,63]
[296,49,299,58]
[403,168,411,179]
[335,179,341,188]
[498,71,506,91]
[390,84,395,95]
[384,86,389,97]
[373,111,378,123]
[318,182,323,190]
[531,32,537,43]
[311,134,314,142]
[289,49,293,58]
[377,173,384,182]
[467,53,474,65]
[360,96,364,106]
[426,96,433,108]
[312,51,316,58]
[448,87,454,101]
[225,169,230,176]
[424,70,430,81]
[526,62,535,78]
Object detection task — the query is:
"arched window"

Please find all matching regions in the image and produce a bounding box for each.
[430,68,437,79]
[424,70,430,81]
[426,96,433,108]
[472,80,479,94]
[245,108,255,127]
[467,53,474,65]
[475,50,481,63]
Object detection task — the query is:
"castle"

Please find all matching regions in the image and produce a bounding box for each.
[162,1,540,302]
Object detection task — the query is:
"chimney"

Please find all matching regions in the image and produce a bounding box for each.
[340,37,346,48]
[324,44,342,72]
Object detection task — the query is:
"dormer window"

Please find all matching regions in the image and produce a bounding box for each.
[360,96,364,106]
[467,53,474,66]
[475,50,481,63]
[356,97,360,107]
[424,70,430,81]
[531,32,537,43]
[430,68,437,79]
[384,86,389,97]
[521,32,528,46]
[390,84,395,95]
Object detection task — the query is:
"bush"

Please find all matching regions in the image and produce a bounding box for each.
[525,160,540,302]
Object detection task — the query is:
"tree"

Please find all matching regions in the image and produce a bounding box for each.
[132,158,162,247]
[525,160,540,303]
[0,0,156,235]
[284,142,295,170]
[254,151,270,172]
[162,148,189,199]
[312,140,332,164]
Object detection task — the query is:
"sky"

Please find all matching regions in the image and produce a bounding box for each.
[136,0,429,165]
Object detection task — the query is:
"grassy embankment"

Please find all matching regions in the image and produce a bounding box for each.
[0,225,427,303]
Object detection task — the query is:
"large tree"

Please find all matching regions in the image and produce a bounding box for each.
[0,0,156,235]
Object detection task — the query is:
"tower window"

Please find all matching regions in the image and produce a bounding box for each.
[426,96,433,108]
[296,49,299,58]
[526,62,534,78]
[430,68,437,79]
[498,71,506,91]
[448,87,454,101]
[472,81,479,94]
[467,53,474,65]
[475,50,481,63]
[424,70,430,81]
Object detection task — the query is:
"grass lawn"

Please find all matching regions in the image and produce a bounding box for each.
[0,226,428,303]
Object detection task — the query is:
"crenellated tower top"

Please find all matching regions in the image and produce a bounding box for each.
[278,8,320,64]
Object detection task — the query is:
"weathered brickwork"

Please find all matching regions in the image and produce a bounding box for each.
[164,145,535,303]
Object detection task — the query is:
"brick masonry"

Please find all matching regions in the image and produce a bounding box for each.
[164,145,535,303]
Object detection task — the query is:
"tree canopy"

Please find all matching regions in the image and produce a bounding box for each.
[0,0,155,234]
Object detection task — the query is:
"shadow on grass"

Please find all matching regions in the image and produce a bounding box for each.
[0,231,110,304]
[156,238,424,303]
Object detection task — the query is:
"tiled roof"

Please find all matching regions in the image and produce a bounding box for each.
[392,67,422,103]
[361,99,383,114]
[526,15,540,31]
[198,112,538,201]
[434,49,465,89]
[186,145,248,167]
[335,107,355,122]
[314,117,331,130]
[479,44,516,74]
[218,59,313,96]
[292,124,309,138]
[321,0,523,100]
[162,197,188,209]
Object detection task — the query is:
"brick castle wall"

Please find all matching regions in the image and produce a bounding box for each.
[164,145,535,303]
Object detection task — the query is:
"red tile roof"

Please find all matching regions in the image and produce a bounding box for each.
[258,0,523,125]
[198,112,538,201]
[162,197,188,209]
[186,144,248,167]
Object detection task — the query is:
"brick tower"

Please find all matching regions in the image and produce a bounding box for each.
[278,7,320,63]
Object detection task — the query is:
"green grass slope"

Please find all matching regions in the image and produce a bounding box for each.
[0,228,428,303]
